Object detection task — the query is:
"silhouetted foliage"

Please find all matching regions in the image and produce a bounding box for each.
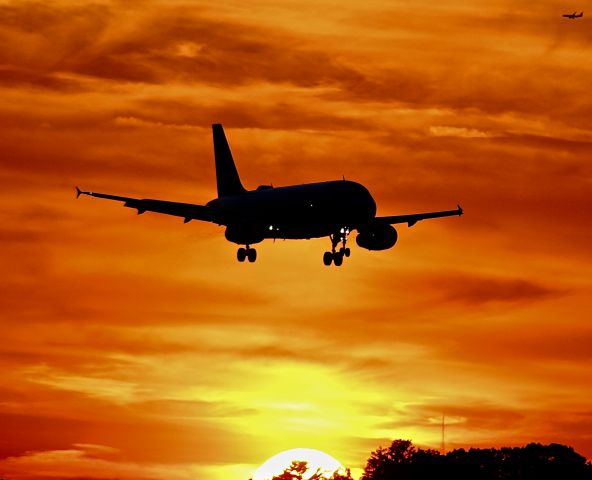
[362,440,442,480]
[362,439,592,480]
[271,460,353,480]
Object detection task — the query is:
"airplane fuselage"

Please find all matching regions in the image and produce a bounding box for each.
[206,180,377,241]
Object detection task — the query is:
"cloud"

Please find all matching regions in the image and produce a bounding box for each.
[426,273,562,305]
[0,412,89,460]
[429,126,495,138]
[411,402,526,432]
[25,365,141,404]
[119,97,372,131]
[0,0,592,477]
[0,445,198,480]
[0,2,364,90]
[0,267,271,325]
[0,67,84,91]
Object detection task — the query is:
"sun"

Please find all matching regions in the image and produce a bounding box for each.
[252,448,346,480]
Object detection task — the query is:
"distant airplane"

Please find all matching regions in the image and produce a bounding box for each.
[77,124,463,266]
[562,11,583,18]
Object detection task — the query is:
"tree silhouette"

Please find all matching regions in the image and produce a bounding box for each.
[362,439,592,480]
[270,460,353,480]
[362,439,441,480]
[252,440,592,480]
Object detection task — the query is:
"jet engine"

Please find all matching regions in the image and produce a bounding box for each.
[225,224,265,245]
[356,222,397,250]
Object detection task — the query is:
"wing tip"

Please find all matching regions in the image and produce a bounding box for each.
[457,204,464,216]
[75,186,92,199]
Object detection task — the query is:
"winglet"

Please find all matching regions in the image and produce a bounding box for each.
[76,186,82,199]
[457,204,464,216]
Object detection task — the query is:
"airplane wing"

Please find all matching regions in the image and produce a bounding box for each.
[376,205,463,227]
[76,187,216,224]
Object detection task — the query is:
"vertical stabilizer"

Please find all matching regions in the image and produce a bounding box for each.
[212,124,246,197]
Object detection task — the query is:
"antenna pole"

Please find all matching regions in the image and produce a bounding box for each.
[441,413,446,454]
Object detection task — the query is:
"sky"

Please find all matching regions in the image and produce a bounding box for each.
[1,0,591,479]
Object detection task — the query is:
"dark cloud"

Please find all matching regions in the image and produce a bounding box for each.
[427,273,561,305]
[0,67,84,91]
[0,227,44,244]
[0,2,364,90]
[0,270,271,325]
[0,412,88,459]
[124,97,372,131]
[2,0,592,131]
[499,133,592,155]
[453,327,592,364]
[342,4,592,121]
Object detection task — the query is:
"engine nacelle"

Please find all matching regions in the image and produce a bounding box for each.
[356,223,397,251]
[225,224,265,245]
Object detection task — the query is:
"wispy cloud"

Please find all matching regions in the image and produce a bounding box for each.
[1,0,591,478]
[429,126,495,138]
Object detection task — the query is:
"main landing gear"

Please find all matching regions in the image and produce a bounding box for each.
[237,246,257,263]
[323,229,351,266]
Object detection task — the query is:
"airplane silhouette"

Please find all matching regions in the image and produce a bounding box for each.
[77,124,463,266]
[562,11,583,18]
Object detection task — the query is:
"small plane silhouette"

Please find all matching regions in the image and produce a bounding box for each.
[562,11,583,18]
[77,124,463,266]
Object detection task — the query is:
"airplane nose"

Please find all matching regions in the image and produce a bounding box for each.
[366,192,377,218]
[355,183,376,218]
[345,181,376,220]
[360,185,376,219]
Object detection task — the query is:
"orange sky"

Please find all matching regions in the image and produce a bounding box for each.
[1,0,591,479]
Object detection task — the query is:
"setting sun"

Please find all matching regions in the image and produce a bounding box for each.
[252,448,346,480]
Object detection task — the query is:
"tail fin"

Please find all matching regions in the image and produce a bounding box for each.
[212,124,246,197]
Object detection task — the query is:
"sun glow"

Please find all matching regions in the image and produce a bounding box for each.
[252,448,346,480]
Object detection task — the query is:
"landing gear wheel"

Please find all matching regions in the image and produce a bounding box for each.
[333,252,344,266]
[237,248,247,262]
[247,248,257,263]
[344,247,351,257]
[323,251,333,266]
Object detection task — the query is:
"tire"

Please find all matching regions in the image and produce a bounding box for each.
[237,248,247,262]
[323,251,333,266]
[333,252,343,266]
[247,248,257,263]
[344,247,351,257]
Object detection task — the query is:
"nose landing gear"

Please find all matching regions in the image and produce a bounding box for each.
[237,245,257,263]
[323,228,351,266]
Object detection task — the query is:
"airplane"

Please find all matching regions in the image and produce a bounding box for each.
[76,124,463,266]
[562,11,583,18]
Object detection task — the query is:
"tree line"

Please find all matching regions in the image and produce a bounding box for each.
[269,439,592,480]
